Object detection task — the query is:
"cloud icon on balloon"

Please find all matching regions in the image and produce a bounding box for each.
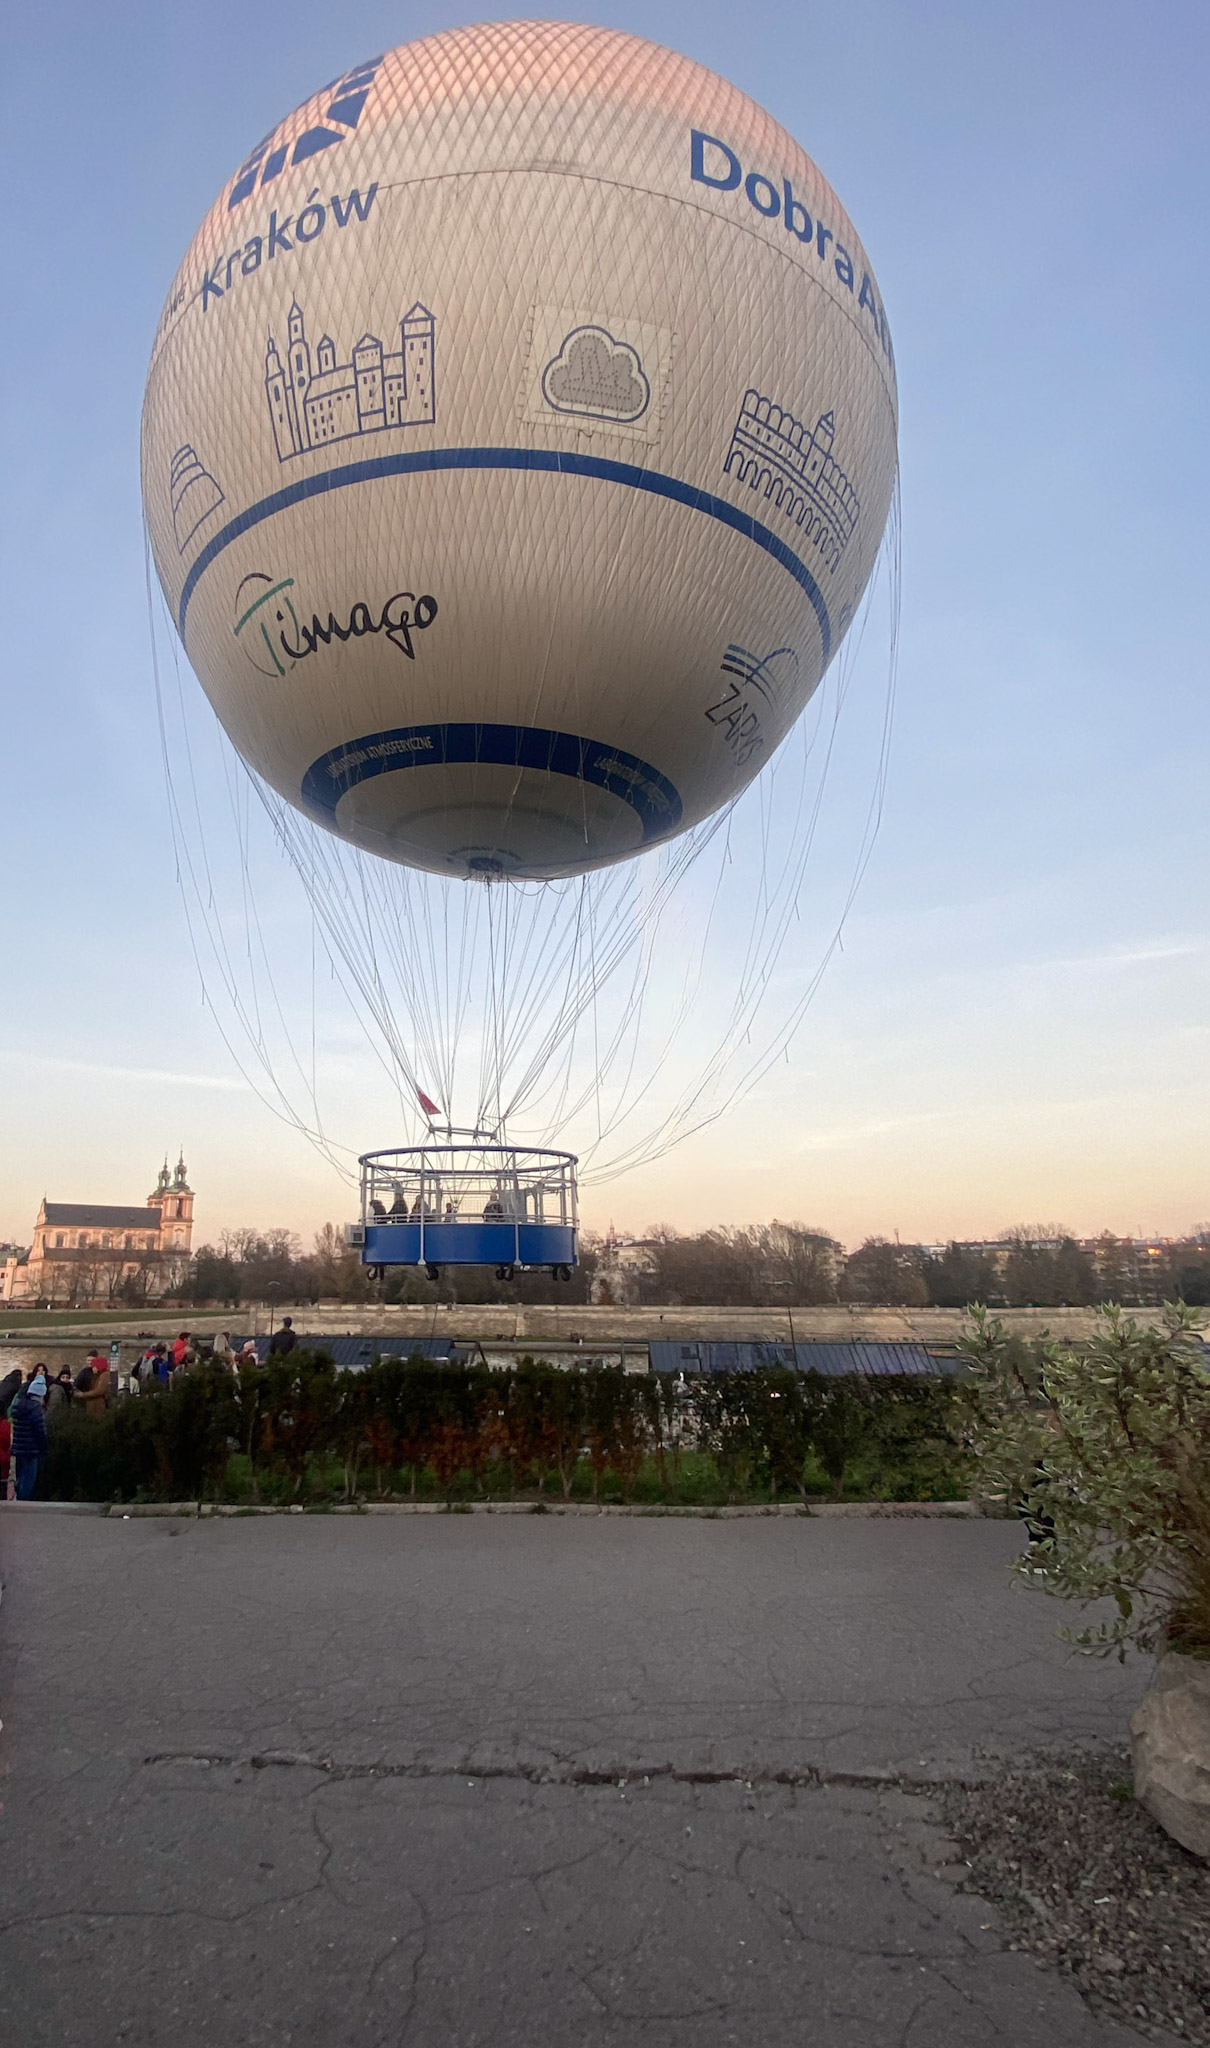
[541,326,651,423]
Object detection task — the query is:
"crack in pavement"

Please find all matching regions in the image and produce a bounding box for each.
[141,1750,980,1792]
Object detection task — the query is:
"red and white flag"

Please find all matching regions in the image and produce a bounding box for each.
[416,1088,442,1119]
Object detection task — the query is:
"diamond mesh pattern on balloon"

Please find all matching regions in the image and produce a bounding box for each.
[142,21,900,1167]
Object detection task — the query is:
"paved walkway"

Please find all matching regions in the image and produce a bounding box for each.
[0,1514,1172,2045]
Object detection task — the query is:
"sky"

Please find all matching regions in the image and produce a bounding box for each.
[1,0,1208,1252]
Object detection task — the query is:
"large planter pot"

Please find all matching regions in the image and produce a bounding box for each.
[1130,1650,1210,1860]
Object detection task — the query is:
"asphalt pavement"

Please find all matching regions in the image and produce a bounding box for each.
[0,1512,1172,2046]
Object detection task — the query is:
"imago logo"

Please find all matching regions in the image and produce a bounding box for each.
[232,570,438,676]
[227,56,382,210]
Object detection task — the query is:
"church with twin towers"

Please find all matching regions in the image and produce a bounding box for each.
[264,297,436,461]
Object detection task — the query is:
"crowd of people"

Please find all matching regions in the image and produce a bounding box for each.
[0,1317,300,1500]
[0,1358,108,1500]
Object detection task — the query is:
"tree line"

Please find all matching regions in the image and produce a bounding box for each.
[633,1223,1210,1309]
[175,1219,1210,1310]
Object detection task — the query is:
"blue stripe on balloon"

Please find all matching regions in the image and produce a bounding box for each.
[176,447,833,659]
[300,720,684,845]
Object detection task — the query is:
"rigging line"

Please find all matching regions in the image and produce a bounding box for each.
[583,804,740,1146]
[153,585,279,1082]
[583,559,899,1178]
[488,868,629,1128]
[145,548,356,1180]
[228,763,341,1129]
[513,874,608,1137]
[163,629,316,1115]
[549,855,706,1151]
[505,870,628,1126]
[528,883,591,1139]
[262,795,422,1127]
[388,870,448,1105]
[584,482,902,1180]
[158,607,264,1049]
[486,880,506,1134]
[494,875,610,1105]
[693,593,859,1054]
[522,820,729,1149]
[160,651,397,1187]
[551,914,658,1145]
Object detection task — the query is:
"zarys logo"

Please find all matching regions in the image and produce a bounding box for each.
[233,571,437,677]
[704,644,800,768]
[227,56,382,210]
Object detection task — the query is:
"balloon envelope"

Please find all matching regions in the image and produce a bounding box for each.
[143,21,897,879]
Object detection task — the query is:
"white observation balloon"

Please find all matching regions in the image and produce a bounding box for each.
[143,21,897,881]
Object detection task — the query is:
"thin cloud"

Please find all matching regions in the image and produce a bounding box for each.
[0,1049,248,1092]
[1047,940,1205,972]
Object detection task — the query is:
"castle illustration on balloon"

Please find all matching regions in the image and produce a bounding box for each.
[264,298,436,462]
[723,392,859,573]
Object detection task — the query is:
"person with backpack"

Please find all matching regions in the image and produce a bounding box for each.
[141,1343,171,1388]
[10,1381,48,1499]
[268,1316,297,1356]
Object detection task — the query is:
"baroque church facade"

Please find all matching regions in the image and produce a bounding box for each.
[1,1156,196,1307]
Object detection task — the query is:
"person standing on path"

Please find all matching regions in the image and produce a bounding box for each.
[73,1366,110,1421]
[142,1343,171,1392]
[44,1370,74,1418]
[0,1368,20,1499]
[9,1383,47,1500]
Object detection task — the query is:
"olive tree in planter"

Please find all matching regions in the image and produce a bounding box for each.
[963,1302,1210,1859]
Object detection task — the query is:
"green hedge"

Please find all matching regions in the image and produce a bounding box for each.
[40,1353,973,1506]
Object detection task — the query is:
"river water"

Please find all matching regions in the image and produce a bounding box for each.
[0,1342,117,1380]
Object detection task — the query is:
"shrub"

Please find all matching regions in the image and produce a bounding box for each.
[963,1303,1210,1659]
[36,1354,974,1510]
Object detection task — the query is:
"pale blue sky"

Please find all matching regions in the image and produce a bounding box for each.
[1,1,1207,1248]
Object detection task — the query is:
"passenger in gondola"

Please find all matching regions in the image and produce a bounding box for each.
[370,1197,387,1218]
[482,1193,504,1220]
[389,1187,408,1217]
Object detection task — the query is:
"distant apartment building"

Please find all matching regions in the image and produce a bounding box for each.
[2,1156,195,1307]
[929,1235,1191,1305]
[591,1231,660,1306]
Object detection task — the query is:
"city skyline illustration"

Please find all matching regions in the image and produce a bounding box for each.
[264,296,436,461]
